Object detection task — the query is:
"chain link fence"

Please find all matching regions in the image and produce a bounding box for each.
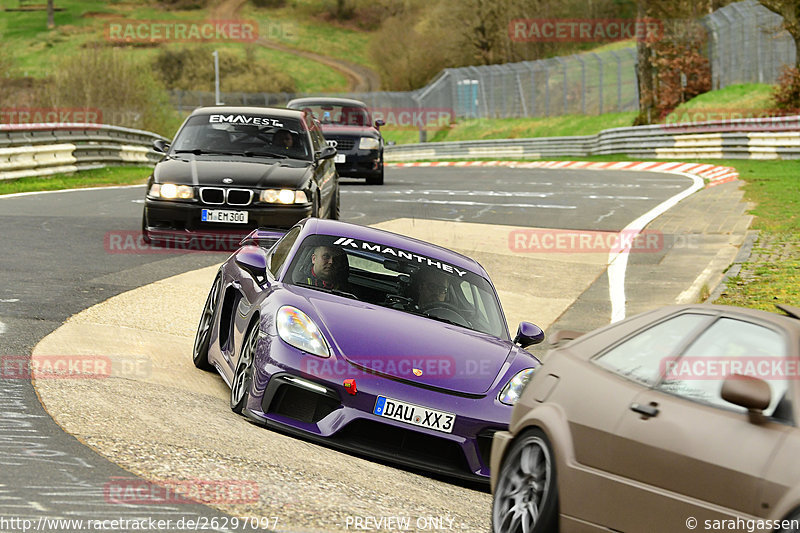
[168,1,796,121]
[703,0,795,89]
[170,47,639,120]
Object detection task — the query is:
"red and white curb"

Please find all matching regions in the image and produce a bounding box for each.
[387,160,739,187]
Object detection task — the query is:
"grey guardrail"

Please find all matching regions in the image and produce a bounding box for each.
[3,115,798,180]
[0,123,168,180]
[385,115,800,161]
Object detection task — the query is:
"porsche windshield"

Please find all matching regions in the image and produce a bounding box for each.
[171,114,312,160]
[284,235,508,339]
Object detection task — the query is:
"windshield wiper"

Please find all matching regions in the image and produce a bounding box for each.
[295,282,359,300]
[421,314,465,328]
[243,151,289,159]
[174,149,245,156]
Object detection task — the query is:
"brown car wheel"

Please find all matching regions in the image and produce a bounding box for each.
[492,428,558,533]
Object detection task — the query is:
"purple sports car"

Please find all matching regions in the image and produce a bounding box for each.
[193,218,544,481]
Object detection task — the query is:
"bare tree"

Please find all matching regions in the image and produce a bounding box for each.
[634,0,732,124]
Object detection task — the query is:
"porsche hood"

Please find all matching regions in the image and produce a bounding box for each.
[307,297,528,395]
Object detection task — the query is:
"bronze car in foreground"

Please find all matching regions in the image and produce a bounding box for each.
[491,303,800,533]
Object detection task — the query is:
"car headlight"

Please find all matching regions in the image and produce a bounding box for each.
[148,183,195,200]
[259,189,309,204]
[358,137,380,150]
[276,306,330,358]
[498,368,536,406]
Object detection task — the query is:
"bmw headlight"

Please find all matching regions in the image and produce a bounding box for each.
[358,137,380,150]
[259,189,309,204]
[276,306,330,358]
[498,368,536,406]
[148,183,195,200]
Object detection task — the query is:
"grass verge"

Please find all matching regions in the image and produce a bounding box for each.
[381,112,639,145]
[0,166,150,196]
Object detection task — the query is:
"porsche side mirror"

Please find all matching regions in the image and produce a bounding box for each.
[317,146,337,160]
[721,374,771,423]
[375,119,385,129]
[514,322,545,348]
[153,139,170,153]
[235,246,269,283]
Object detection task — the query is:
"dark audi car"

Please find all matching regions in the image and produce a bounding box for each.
[286,97,384,185]
[142,106,339,243]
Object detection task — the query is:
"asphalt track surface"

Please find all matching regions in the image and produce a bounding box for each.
[0,167,693,531]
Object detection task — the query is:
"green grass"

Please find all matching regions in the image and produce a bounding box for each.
[664,83,777,123]
[711,159,800,310]
[726,160,800,233]
[382,112,639,145]
[0,166,150,195]
[715,241,800,312]
[1,0,353,88]
[382,85,781,146]
[241,2,375,68]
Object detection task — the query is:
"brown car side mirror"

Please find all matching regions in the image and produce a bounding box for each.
[721,374,771,424]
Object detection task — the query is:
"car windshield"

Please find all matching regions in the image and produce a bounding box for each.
[283,234,509,339]
[171,113,312,160]
[295,103,372,127]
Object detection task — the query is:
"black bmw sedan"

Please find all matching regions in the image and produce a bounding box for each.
[142,106,339,244]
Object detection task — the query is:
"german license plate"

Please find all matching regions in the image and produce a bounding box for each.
[201,209,248,224]
[373,396,455,433]
[334,154,346,164]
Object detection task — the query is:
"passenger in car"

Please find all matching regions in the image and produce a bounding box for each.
[411,268,450,308]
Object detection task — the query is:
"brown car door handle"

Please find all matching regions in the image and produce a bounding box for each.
[630,403,659,417]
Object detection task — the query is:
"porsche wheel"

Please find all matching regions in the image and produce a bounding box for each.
[192,275,220,371]
[492,428,558,533]
[230,320,258,414]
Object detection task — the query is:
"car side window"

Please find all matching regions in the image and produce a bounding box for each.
[269,226,301,278]
[594,314,711,386]
[307,120,325,154]
[658,318,789,417]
